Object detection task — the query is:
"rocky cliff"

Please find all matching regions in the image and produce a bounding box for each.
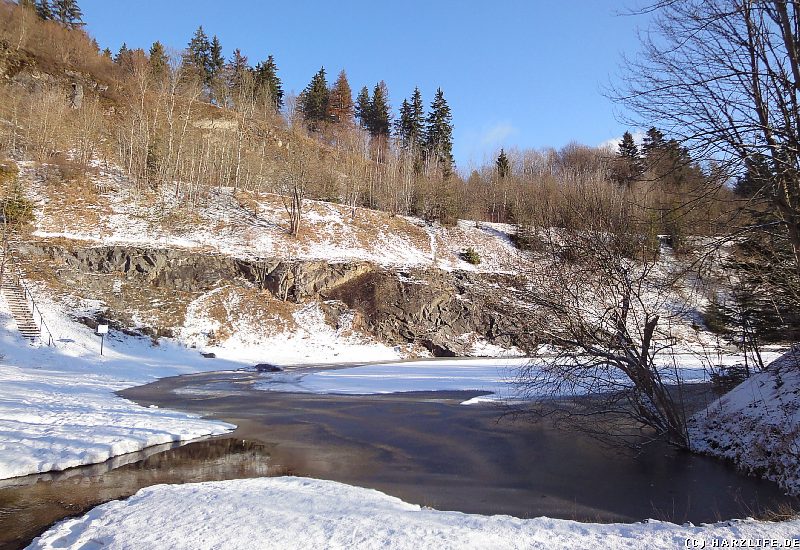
[20,243,534,356]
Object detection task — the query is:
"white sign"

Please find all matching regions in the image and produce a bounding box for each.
[97,324,109,335]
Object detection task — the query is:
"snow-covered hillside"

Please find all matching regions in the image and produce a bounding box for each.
[21,161,523,273]
[690,348,800,495]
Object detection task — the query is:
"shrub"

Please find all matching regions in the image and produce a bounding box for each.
[0,160,18,189]
[0,196,34,224]
[461,247,481,265]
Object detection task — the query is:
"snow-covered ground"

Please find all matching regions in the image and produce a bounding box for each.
[690,348,800,496]
[29,477,800,550]
[22,161,524,273]
[0,286,402,480]
[253,352,770,405]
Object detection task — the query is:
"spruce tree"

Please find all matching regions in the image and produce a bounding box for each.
[369,81,391,138]
[618,131,639,160]
[254,55,283,111]
[299,67,329,129]
[496,148,510,179]
[207,35,225,103]
[184,26,211,84]
[396,99,413,145]
[355,86,371,129]
[35,0,52,20]
[326,70,354,124]
[396,87,425,150]
[641,127,665,158]
[148,41,168,81]
[52,0,82,28]
[226,49,250,95]
[114,43,128,64]
[209,36,224,81]
[424,88,454,172]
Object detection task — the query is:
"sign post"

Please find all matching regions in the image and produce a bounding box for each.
[97,324,109,355]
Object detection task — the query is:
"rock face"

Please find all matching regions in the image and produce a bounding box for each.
[20,243,533,356]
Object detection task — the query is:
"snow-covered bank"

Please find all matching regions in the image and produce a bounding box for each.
[253,353,742,405]
[690,348,800,496]
[0,295,239,479]
[29,477,800,550]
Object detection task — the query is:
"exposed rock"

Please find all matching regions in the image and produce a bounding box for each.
[253,363,282,372]
[19,242,534,355]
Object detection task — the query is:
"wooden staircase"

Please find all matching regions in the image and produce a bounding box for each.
[0,248,41,341]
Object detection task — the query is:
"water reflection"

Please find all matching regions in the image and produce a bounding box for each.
[0,438,278,550]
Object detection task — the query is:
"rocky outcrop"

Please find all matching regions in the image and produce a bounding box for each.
[21,242,534,356]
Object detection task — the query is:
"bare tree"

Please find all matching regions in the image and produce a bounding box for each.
[616,0,800,273]
[279,143,310,237]
[517,187,695,448]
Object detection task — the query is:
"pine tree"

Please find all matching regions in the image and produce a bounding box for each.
[299,67,329,129]
[114,43,128,64]
[613,131,643,185]
[101,47,112,60]
[226,49,250,95]
[641,127,665,158]
[253,55,283,111]
[326,70,354,125]
[618,131,639,160]
[207,35,225,103]
[52,0,83,28]
[395,87,424,150]
[396,99,413,145]
[35,0,52,20]
[184,26,211,84]
[424,88,454,172]
[149,41,168,81]
[496,148,510,179]
[355,86,371,129]
[368,81,391,138]
[209,36,224,81]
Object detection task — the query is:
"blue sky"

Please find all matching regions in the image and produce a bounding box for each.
[79,1,649,171]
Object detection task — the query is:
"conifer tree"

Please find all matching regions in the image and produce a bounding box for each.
[299,67,329,129]
[184,26,211,84]
[254,55,284,111]
[641,127,665,158]
[326,70,354,124]
[396,99,413,145]
[424,88,454,172]
[612,131,643,185]
[209,36,224,81]
[395,87,425,150]
[355,86,371,129]
[52,0,82,28]
[148,41,168,81]
[496,148,510,179]
[226,49,250,95]
[207,35,225,102]
[368,81,391,138]
[34,0,52,20]
[114,43,128,64]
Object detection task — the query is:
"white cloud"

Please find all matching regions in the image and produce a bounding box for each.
[599,130,645,152]
[479,122,517,147]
